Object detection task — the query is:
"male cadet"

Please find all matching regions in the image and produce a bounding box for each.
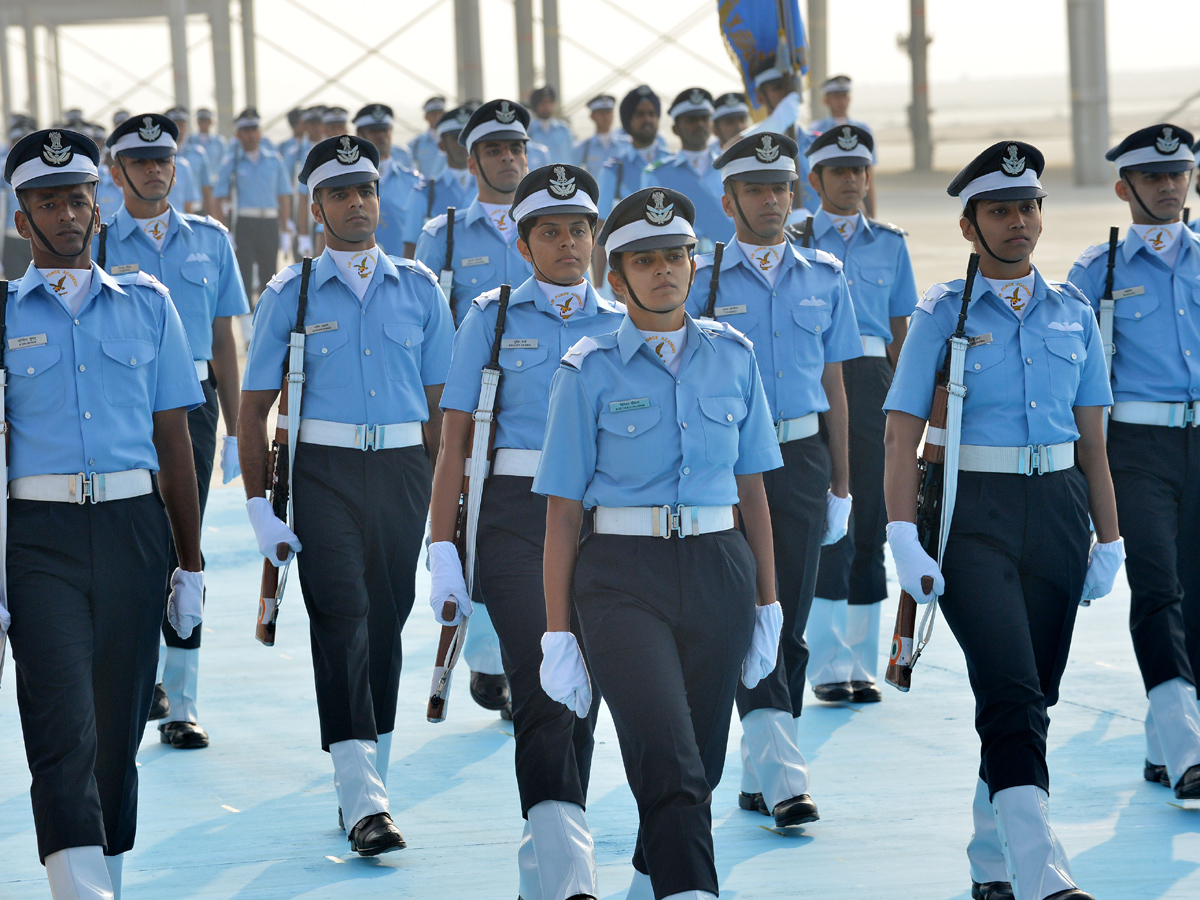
[279,107,307,180]
[745,57,820,216]
[1068,124,1200,800]
[641,88,725,253]
[213,108,292,301]
[401,104,479,258]
[193,106,228,164]
[798,124,918,704]
[410,95,449,178]
[100,112,250,748]
[596,85,671,219]
[239,134,454,855]
[167,107,214,216]
[573,94,619,173]
[323,106,350,139]
[809,76,877,217]
[355,103,421,258]
[712,91,751,151]
[3,128,204,900]
[686,132,860,828]
[528,85,575,163]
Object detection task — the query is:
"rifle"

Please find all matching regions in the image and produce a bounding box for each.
[440,206,456,318]
[886,253,979,691]
[96,223,107,272]
[0,281,8,688]
[256,257,311,646]
[1097,227,1119,436]
[800,215,813,249]
[701,241,725,319]
[428,282,512,722]
[1184,207,1191,225]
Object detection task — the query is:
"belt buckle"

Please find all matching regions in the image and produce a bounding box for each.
[1022,444,1052,475]
[775,419,787,443]
[354,424,381,451]
[72,472,97,504]
[1181,403,1197,427]
[653,505,673,539]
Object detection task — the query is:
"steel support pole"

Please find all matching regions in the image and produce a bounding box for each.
[241,0,259,109]
[0,12,12,132]
[1066,0,1110,185]
[905,0,932,172]
[454,0,484,103]
[542,0,561,107]
[210,3,235,134]
[169,0,191,112]
[45,26,61,125]
[23,16,38,126]
[515,0,535,103]
[805,0,827,121]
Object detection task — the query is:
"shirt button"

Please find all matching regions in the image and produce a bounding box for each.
[88,459,95,466]
[1026,357,1032,364]
[1071,353,1077,360]
[1134,312,1142,318]
[681,421,688,428]
[129,357,137,365]
[79,364,86,372]
[627,424,635,433]
[777,371,783,377]
[364,348,371,355]
[775,330,781,337]
[322,347,328,354]
[405,339,411,347]
[1187,350,1193,357]
[847,279,854,286]
[726,413,734,421]
[1180,309,1186,316]
[682,466,690,474]
[203,278,208,284]
[471,278,478,284]
[26,366,34,374]
[85,411,92,419]
[74,318,80,325]
[516,360,523,367]
[814,325,822,333]
[1030,401,1037,408]
[370,389,376,396]
[878,278,884,285]
[974,363,981,370]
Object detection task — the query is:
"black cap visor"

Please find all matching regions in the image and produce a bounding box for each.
[1122,160,1194,174]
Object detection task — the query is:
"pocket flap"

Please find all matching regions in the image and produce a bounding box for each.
[698,395,747,425]
[9,344,62,376]
[1045,336,1085,364]
[100,339,156,368]
[499,344,549,370]
[791,305,832,334]
[179,260,217,287]
[305,326,349,356]
[965,341,1004,373]
[598,404,661,437]
[383,322,424,348]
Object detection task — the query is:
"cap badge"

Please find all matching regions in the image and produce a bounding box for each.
[372,107,387,122]
[496,101,517,125]
[336,136,360,165]
[755,135,781,163]
[1156,126,1180,154]
[456,109,471,126]
[645,190,675,226]
[549,165,577,198]
[42,131,72,166]
[138,116,162,142]
[1001,144,1026,176]
[836,126,858,151]
[689,89,705,106]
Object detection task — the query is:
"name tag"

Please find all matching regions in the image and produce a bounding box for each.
[968,332,993,347]
[1111,286,1145,300]
[8,333,47,350]
[609,397,650,413]
[714,304,747,317]
[461,256,490,267]
[110,263,140,275]
[501,338,538,349]
[305,321,338,335]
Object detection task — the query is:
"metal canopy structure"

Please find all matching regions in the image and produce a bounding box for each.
[0,0,257,135]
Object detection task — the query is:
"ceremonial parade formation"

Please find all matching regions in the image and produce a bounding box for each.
[2,4,1200,899]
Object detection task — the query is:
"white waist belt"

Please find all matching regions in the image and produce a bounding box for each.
[958,442,1074,476]
[776,413,819,443]
[860,334,888,358]
[10,469,152,504]
[194,360,209,381]
[1111,400,1199,428]
[491,448,542,477]
[593,504,735,539]
[236,207,278,218]
[298,418,423,451]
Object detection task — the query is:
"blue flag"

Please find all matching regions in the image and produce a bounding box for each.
[719,0,809,111]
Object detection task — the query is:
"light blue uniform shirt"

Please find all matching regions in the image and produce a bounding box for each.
[4,264,204,480]
[179,138,212,189]
[169,155,201,208]
[808,209,918,341]
[242,251,453,424]
[194,132,228,165]
[97,204,249,359]
[596,139,673,219]
[376,156,422,258]
[574,133,627,173]
[278,136,305,185]
[885,268,1112,446]
[686,238,862,420]
[528,118,575,164]
[414,199,534,324]
[1067,226,1200,402]
[213,145,291,210]
[94,166,124,220]
[401,169,478,248]
[533,313,783,508]
[408,130,447,180]
[641,151,726,252]
[440,276,622,450]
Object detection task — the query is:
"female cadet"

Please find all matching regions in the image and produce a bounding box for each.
[427,164,622,900]
[534,187,785,900]
[883,142,1123,900]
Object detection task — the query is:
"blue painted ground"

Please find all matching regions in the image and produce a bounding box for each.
[2,483,1198,899]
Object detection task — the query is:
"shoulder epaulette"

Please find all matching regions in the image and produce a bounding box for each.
[473,287,503,310]
[694,252,714,271]
[917,280,961,314]
[422,212,448,236]
[398,257,439,285]
[7,280,17,293]
[869,219,907,237]
[265,264,302,294]
[127,271,170,298]
[1071,243,1106,270]
[561,334,603,369]
[700,318,754,351]
[812,248,844,272]
[199,214,229,234]
[595,296,624,315]
[1048,279,1089,306]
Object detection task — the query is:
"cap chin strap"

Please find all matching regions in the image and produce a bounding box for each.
[623,248,696,313]
[731,183,785,243]
[116,154,176,205]
[965,205,1026,266]
[1122,170,1191,223]
[17,190,97,264]
[472,145,522,198]
[315,184,377,246]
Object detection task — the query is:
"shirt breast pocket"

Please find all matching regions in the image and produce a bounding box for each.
[714,311,758,336]
[498,344,550,406]
[382,322,424,382]
[597,404,663,476]
[792,305,832,365]
[100,339,157,408]
[8,345,66,415]
[964,341,1007,405]
[1044,336,1086,401]
[304,326,350,388]
[458,259,496,295]
[178,259,218,311]
[698,396,747,465]
[1113,292,1165,347]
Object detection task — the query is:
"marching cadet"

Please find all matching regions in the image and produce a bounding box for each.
[573,94,618,173]
[596,86,671,220]
[1067,124,1200,801]
[535,186,785,900]
[239,134,454,856]
[401,104,479,258]
[354,103,421,258]
[323,106,350,139]
[279,107,306,177]
[745,58,820,216]
[213,108,292,301]
[800,124,918,704]
[193,107,228,164]
[886,141,1120,900]
[410,95,449,179]
[3,128,205,900]
[711,91,750,151]
[528,85,576,164]
[641,89,724,252]
[808,76,877,217]
[100,112,250,748]
[167,107,214,216]
[685,132,860,829]
[428,164,621,900]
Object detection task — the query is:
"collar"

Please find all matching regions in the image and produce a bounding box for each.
[617,311,712,365]
[970,264,1054,313]
[464,197,492,226]
[314,247,398,288]
[518,275,600,318]
[1124,221,1200,263]
[16,260,125,304]
[721,234,803,274]
[671,147,718,167]
[114,203,189,242]
[812,207,871,242]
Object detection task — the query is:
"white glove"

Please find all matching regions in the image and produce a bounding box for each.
[742,601,783,689]
[886,521,944,604]
[1081,537,1125,604]
[297,234,314,256]
[279,229,292,255]
[167,568,204,640]
[822,490,853,546]
[428,541,472,626]
[246,496,301,566]
[540,631,591,718]
[220,435,241,484]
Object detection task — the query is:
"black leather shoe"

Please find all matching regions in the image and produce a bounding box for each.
[1175,763,1200,799]
[1044,891,1094,900]
[565,895,598,900]
[812,682,853,702]
[1144,759,1170,787]
[851,680,883,703]
[148,683,170,720]
[470,671,511,711]
[158,721,209,749]
[738,791,770,815]
[773,793,820,827]
[971,881,1014,900]
[348,812,406,856]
